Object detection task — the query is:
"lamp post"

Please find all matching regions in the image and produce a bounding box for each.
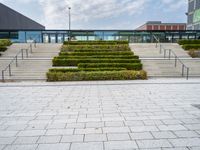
[68,7,71,41]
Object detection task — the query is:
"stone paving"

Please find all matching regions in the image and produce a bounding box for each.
[0,80,200,150]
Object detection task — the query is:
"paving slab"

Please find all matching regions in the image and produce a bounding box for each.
[0,80,200,149]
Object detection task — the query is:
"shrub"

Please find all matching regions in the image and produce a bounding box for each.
[61,45,131,52]
[182,44,200,50]
[178,40,200,45]
[0,39,12,46]
[46,70,147,81]
[52,58,141,66]
[0,46,7,52]
[54,55,139,59]
[59,51,134,56]
[188,50,200,58]
[49,68,127,73]
[78,63,142,70]
[63,41,129,45]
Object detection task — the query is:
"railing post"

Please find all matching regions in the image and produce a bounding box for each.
[21,49,24,60]
[2,70,4,82]
[26,49,28,58]
[16,56,18,67]
[175,56,177,67]
[34,41,36,48]
[187,68,189,80]
[30,44,32,53]
[182,64,184,77]
[169,49,171,60]
[8,64,11,76]
[164,49,166,58]
[160,44,162,54]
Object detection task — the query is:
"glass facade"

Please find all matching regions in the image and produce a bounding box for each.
[1,30,200,43]
[187,0,200,30]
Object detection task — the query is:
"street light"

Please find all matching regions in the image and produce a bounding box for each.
[68,7,71,41]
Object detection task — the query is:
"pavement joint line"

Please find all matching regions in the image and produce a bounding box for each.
[1,81,200,88]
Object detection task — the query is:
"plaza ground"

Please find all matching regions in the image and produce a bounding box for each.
[0,79,200,150]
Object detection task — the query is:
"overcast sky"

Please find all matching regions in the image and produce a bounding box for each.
[0,0,187,30]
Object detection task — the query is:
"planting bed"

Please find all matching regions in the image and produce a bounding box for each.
[47,41,147,81]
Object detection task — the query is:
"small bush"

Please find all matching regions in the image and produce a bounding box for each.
[78,63,142,70]
[0,39,12,46]
[0,46,7,52]
[61,45,130,52]
[182,44,200,50]
[188,50,200,58]
[49,68,127,73]
[55,55,139,59]
[59,51,134,56]
[46,70,147,81]
[178,40,200,45]
[63,41,129,45]
[52,58,141,66]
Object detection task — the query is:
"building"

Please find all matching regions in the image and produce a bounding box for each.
[187,0,200,30]
[0,3,199,43]
[136,21,186,31]
[0,3,45,30]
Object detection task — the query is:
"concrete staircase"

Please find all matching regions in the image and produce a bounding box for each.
[0,43,61,81]
[130,43,200,78]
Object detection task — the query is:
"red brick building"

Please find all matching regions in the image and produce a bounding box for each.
[136,21,186,31]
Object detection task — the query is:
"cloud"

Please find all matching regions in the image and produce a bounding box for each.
[160,0,187,11]
[0,0,187,29]
[38,0,148,29]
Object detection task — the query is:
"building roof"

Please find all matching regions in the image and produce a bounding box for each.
[0,3,45,30]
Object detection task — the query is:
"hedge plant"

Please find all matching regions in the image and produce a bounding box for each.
[0,39,12,46]
[59,51,134,56]
[182,44,200,50]
[0,46,7,52]
[52,58,141,66]
[49,68,127,72]
[54,55,139,59]
[47,70,147,81]
[178,40,200,45]
[63,41,129,45]
[61,45,130,52]
[78,63,142,70]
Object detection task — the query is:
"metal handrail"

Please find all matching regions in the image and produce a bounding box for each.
[152,34,190,80]
[164,49,190,80]
[1,43,33,82]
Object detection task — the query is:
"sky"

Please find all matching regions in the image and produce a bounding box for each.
[0,0,188,30]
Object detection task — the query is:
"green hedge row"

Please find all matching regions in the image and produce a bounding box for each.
[0,46,7,52]
[52,58,141,66]
[54,55,139,59]
[61,45,130,52]
[59,51,134,56]
[47,70,147,81]
[49,68,127,72]
[78,63,142,70]
[178,40,200,45]
[0,39,12,46]
[63,41,129,45]
[182,44,200,50]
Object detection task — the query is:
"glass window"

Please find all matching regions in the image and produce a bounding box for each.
[26,31,42,43]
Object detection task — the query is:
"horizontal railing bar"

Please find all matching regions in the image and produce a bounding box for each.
[1,44,32,81]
